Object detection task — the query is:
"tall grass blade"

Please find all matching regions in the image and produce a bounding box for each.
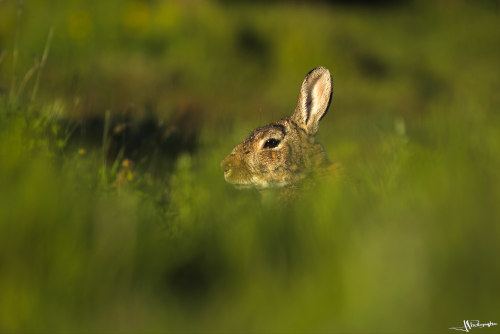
[8,0,24,104]
[31,27,54,102]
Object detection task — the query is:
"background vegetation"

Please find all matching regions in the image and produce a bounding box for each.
[0,0,499,332]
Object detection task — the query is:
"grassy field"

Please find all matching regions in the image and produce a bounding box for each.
[1,0,499,332]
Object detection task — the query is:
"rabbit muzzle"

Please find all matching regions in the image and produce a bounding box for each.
[221,154,254,188]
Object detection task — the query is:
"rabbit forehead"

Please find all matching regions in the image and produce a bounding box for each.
[250,121,288,140]
[250,121,289,147]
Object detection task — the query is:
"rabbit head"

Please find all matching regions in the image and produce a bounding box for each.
[221,66,333,192]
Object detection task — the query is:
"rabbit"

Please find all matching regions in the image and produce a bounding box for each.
[221,66,336,198]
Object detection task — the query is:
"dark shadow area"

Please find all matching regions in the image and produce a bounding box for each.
[62,105,203,175]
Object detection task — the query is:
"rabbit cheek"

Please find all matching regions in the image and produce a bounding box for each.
[260,150,281,169]
[259,151,286,183]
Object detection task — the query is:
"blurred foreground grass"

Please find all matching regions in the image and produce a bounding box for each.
[1,0,500,332]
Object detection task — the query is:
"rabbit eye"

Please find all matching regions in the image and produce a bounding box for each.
[263,138,281,149]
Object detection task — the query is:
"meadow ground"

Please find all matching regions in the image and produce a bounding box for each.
[0,0,499,332]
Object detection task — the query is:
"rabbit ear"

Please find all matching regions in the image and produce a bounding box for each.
[291,67,333,136]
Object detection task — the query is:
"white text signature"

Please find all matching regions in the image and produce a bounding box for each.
[449,320,498,332]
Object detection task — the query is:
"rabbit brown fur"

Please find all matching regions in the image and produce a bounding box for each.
[221,66,334,197]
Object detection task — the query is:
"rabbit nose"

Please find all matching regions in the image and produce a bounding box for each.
[221,158,232,174]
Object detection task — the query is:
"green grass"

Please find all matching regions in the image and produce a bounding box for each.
[0,0,499,332]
